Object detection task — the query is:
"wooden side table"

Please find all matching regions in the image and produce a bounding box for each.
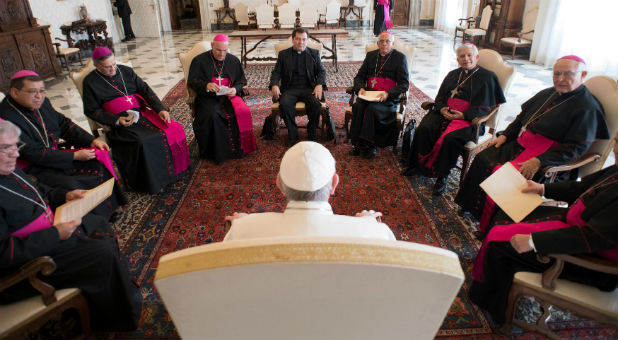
[215,7,237,29]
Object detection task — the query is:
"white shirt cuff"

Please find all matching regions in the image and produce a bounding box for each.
[528,236,537,252]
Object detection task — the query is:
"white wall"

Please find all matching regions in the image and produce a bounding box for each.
[30,0,121,43]
[420,0,435,20]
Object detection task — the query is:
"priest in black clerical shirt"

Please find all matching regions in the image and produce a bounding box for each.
[269,28,326,147]
[403,43,505,196]
[349,31,409,159]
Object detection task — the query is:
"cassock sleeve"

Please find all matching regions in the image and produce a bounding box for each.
[128,67,167,113]
[269,50,285,90]
[231,56,248,95]
[187,54,215,99]
[433,70,456,111]
[0,222,62,270]
[82,77,122,126]
[544,166,614,204]
[353,53,372,92]
[18,111,75,170]
[313,49,327,87]
[463,72,505,121]
[385,52,409,101]
[52,102,94,148]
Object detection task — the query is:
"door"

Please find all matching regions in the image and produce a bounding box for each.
[391,0,409,26]
[129,0,162,37]
[168,0,202,30]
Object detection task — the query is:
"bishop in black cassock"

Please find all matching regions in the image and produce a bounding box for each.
[455,56,609,233]
[188,34,256,164]
[0,121,142,331]
[349,32,409,159]
[82,47,190,194]
[0,71,126,220]
[403,44,505,195]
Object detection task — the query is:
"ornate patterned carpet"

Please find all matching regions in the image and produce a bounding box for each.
[108,63,616,340]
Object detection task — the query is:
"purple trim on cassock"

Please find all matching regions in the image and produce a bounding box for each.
[478,130,558,233]
[211,77,256,154]
[418,97,471,169]
[65,148,119,181]
[11,207,54,238]
[102,94,190,174]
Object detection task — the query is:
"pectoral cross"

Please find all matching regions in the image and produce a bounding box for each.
[125,96,133,104]
[371,78,377,88]
[518,126,527,137]
[450,87,459,98]
[216,76,223,85]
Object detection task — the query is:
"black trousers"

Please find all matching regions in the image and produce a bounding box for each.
[120,14,135,38]
[278,87,321,142]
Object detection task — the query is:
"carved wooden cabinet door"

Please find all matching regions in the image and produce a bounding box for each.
[0,0,35,32]
[0,34,24,89]
[14,29,56,78]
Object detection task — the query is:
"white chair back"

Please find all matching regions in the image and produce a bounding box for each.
[155,237,464,340]
[234,3,250,26]
[521,5,538,41]
[256,3,275,29]
[178,41,212,83]
[325,1,341,22]
[477,49,516,130]
[277,3,297,28]
[275,36,323,56]
[580,76,618,177]
[479,5,492,30]
[300,3,319,28]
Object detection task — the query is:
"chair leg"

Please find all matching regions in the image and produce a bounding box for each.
[77,52,83,65]
[512,45,516,59]
[460,151,471,182]
[62,55,70,71]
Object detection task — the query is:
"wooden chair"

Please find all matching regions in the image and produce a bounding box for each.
[256,3,275,29]
[70,59,133,138]
[344,38,415,144]
[0,256,91,339]
[541,76,618,182]
[317,0,341,28]
[499,6,537,59]
[271,40,330,139]
[501,254,618,339]
[53,38,83,72]
[154,236,464,340]
[453,4,478,45]
[463,5,492,45]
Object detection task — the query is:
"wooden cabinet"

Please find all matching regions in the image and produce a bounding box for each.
[479,0,525,49]
[0,0,60,91]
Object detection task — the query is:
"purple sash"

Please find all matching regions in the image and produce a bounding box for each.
[473,199,618,281]
[64,148,119,181]
[102,94,190,174]
[367,76,396,91]
[377,0,393,29]
[478,130,557,233]
[418,98,471,169]
[211,77,257,154]
[12,207,54,238]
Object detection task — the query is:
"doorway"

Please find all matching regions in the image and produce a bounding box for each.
[168,0,202,30]
[392,0,409,26]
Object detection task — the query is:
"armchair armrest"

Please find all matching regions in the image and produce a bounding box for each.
[0,256,57,306]
[469,107,498,142]
[55,37,76,47]
[539,254,617,290]
[541,153,601,182]
[517,30,534,42]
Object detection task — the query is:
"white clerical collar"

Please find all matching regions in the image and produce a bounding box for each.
[284,201,334,215]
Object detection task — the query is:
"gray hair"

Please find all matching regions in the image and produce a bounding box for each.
[279,175,333,202]
[0,120,21,138]
[456,43,479,56]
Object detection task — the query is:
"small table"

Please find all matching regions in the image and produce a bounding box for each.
[215,7,237,30]
[60,20,113,54]
[339,5,365,28]
[229,29,348,72]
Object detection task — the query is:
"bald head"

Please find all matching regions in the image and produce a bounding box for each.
[552,58,587,94]
[211,40,229,61]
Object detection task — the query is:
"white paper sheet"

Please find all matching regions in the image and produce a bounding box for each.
[358,91,386,102]
[216,86,231,96]
[54,178,115,224]
[480,162,544,223]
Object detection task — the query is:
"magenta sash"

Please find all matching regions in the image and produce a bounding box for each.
[211,77,257,154]
[102,94,190,174]
[473,200,618,281]
[64,148,119,181]
[478,130,557,233]
[12,207,54,238]
[418,98,471,169]
[367,76,396,92]
[377,0,393,29]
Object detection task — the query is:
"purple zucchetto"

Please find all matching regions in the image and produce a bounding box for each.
[558,55,586,64]
[11,70,40,80]
[92,46,113,60]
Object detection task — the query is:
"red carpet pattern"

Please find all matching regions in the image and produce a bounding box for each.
[109,70,617,340]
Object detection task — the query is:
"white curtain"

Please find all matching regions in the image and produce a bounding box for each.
[530,0,618,78]
[434,0,469,35]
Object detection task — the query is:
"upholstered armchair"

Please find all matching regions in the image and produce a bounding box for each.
[177,41,212,116]
[501,254,618,339]
[541,76,618,182]
[0,256,91,339]
[155,236,464,340]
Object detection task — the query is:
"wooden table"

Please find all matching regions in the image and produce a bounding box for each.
[228,29,348,72]
[339,5,365,28]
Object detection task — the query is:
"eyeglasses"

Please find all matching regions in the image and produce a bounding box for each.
[0,141,26,154]
[21,89,46,96]
[378,39,392,44]
[553,71,581,78]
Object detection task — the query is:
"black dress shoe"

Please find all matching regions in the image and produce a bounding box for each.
[401,166,417,176]
[432,177,447,196]
[361,146,377,160]
[349,146,361,156]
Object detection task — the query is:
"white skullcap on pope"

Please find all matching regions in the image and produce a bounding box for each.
[279,141,336,191]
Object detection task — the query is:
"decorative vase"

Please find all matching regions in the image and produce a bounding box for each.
[79,5,88,20]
